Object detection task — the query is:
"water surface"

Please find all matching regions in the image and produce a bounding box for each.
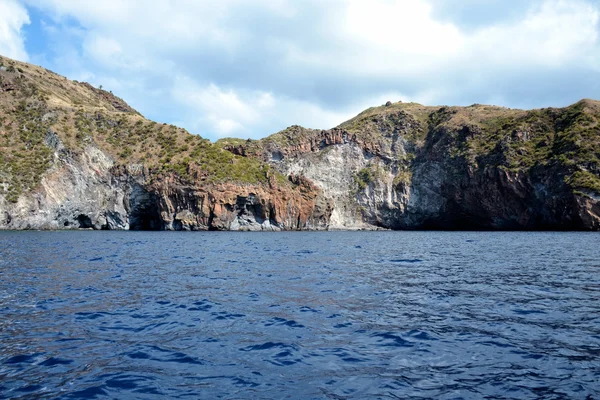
[1,231,599,399]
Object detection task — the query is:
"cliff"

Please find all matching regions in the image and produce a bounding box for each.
[220,102,600,230]
[0,56,330,230]
[1,55,599,230]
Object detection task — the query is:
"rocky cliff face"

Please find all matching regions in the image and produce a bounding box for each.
[222,102,600,231]
[1,55,599,230]
[0,56,330,231]
[0,131,331,231]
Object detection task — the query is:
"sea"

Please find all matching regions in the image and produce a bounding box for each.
[0,231,599,399]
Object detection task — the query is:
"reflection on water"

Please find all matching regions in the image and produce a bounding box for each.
[0,231,599,399]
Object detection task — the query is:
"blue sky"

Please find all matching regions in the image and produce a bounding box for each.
[1,0,599,141]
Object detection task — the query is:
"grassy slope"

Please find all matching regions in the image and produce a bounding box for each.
[222,100,600,195]
[356,101,600,194]
[1,54,599,202]
[216,125,321,157]
[0,56,288,202]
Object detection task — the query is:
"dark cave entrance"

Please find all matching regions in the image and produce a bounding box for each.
[129,206,163,230]
[128,187,163,231]
[77,214,93,229]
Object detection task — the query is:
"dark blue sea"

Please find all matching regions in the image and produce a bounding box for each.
[0,231,599,399]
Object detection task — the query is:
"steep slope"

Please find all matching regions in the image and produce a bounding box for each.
[220,101,600,230]
[0,55,330,230]
[2,55,599,230]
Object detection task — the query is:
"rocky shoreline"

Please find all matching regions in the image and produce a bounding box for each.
[0,56,599,231]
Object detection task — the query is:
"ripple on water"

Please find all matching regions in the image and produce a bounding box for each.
[0,231,599,399]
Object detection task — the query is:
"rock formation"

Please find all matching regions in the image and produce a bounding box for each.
[0,55,599,230]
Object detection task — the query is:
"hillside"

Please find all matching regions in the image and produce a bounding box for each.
[0,55,328,230]
[220,100,600,230]
[222,100,600,192]
[0,55,292,196]
[0,55,599,230]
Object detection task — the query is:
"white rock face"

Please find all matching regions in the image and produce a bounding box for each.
[0,134,134,230]
[281,143,370,229]
[277,142,417,230]
[0,133,321,231]
[7,122,594,231]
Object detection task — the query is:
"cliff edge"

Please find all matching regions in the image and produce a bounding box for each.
[1,55,598,230]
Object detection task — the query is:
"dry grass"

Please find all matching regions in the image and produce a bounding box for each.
[1,54,599,200]
[0,55,290,201]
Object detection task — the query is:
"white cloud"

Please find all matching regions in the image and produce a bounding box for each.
[85,36,122,62]
[172,78,353,138]
[469,0,600,68]
[173,81,263,136]
[288,0,599,78]
[0,0,30,61]
[16,0,600,139]
[341,0,463,70]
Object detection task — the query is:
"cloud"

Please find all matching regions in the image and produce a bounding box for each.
[172,78,356,138]
[0,0,30,61]
[15,0,600,140]
[173,80,265,137]
[469,0,599,68]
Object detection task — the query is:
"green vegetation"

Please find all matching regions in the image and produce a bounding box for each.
[0,55,599,204]
[340,104,429,148]
[0,55,295,203]
[65,111,284,185]
[393,168,412,188]
[217,125,320,158]
[353,164,386,192]
[353,168,373,191]
[0,100,53,202]
[188,139,279,184]
[566,170,600,194]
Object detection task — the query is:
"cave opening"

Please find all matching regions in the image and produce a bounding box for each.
[77,214,93,229]
[129,206,163,230]
[128,187,163,231]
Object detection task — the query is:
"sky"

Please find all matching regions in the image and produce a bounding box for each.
[0,0,599,141]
